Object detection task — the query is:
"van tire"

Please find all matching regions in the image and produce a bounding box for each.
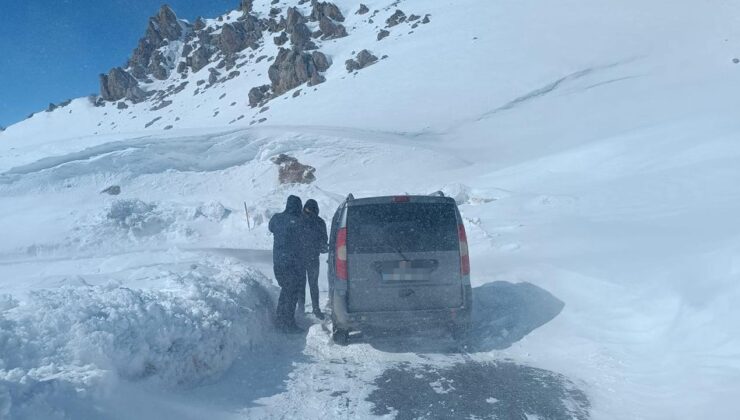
[451,322,470,342]
[332,327,349,345]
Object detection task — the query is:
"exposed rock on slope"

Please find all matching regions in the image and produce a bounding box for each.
[310,2,345,22]
[345,50,378,72]
[284,7,316,50]
[240,0,254,13]
[249,84,271,107]
[319,16,348,39]
[219,17,262,55]
[386,9,406,27]
[100,68,147,102]
[271,154,316,184]
[269,48,327,96]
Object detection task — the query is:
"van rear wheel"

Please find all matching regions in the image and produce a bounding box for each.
[451,322,470,342]
[332,328,349,345]
[332,322,349,345]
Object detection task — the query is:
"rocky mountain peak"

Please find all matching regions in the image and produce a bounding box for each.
[151,5,183,42]
[240,0,254,14]
[89,0,431,129]
[126,5,189,80]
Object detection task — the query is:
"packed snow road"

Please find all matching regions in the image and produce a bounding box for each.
[192,247,588,420]
[0,246,586,419]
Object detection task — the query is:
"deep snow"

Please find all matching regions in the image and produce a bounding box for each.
[2,0,740,419]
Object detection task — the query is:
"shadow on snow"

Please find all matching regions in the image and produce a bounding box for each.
[362,281,564,353]
[367,360,590,420]
[363,282,588,419]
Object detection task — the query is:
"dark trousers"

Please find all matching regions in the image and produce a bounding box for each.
[299,257,321,311]
[274,262,302,327]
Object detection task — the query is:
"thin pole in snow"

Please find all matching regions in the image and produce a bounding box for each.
[244,202,251,230]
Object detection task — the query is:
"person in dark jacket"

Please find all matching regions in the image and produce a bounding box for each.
[298,199,328,319]
[268,195,304,333]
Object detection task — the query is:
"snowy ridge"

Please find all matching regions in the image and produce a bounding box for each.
[1,0,436,142]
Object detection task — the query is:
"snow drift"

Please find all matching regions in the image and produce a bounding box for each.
[0,262,275,419]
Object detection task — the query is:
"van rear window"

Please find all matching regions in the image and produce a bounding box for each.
[347,203,459,254]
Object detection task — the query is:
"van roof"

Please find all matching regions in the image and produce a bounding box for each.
[346,195,457,206]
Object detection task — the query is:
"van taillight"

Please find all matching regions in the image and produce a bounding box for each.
[458,224,470,275]
[336,227,348,280]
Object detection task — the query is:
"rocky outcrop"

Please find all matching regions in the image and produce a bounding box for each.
[377,29,390,41]
[268,47,328,95]
[284,7,316,50]
[208,68,221,84]
[152,5,183,41]
[45,99,71,112]
[249,84,271,107]
[345,49,377,72]
[128,5,185,77]
[274,32,289,45]
[310,2,345,22]
[319,16,347,39]
[311,51,331,72]
[265,17,286,33]
[286,7,306,29]
[304,2,346,39]
[240,0,254,13]
[101,185,121,195]
[187,46,211,72]
[385,9,406,27]
[271,154,316,185]
[356,4,369,15]
[219,17,262,55]
[290,24,316,50]
[147,50,170,80]
[100,67,147,102]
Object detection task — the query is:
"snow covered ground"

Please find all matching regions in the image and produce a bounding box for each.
[2,0,740,419]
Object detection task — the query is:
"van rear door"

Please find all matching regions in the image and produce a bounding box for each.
[346,200,463,312]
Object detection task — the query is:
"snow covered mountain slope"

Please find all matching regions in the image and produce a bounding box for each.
[2,0,740,419]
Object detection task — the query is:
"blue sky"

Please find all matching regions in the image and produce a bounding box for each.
[0,0,239,128]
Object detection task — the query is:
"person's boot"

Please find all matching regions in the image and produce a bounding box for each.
[312,309,325,320]
[284,321,304,334]
[296,302,306,317]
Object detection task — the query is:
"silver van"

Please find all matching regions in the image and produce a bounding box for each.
[327,193,472,344]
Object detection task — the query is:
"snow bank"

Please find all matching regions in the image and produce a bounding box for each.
[0,262,275,419]
[104,198,234,241]
[21,199,234,257]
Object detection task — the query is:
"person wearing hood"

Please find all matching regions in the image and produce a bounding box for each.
[298,199,328,319]
[269,195,304,333]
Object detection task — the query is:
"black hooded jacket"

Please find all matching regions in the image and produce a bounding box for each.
[300,199,328,260]
[269,195,303,265]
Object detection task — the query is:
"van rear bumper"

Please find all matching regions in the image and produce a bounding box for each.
[332,286,472,331]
